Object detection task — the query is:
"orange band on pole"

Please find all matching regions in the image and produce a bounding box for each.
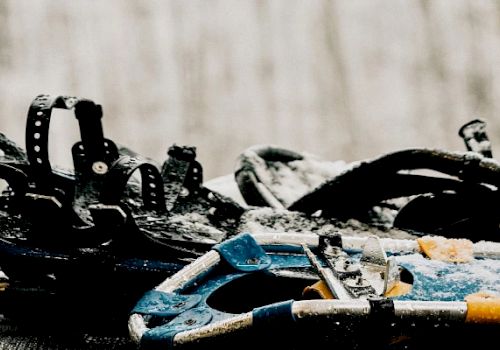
[465,292,500,324]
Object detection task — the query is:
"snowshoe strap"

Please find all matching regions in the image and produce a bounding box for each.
[26,95,119,195]
[161,145,203,211]
[459,119,492,158]
[290,149,500,218]
[99,155,166,213]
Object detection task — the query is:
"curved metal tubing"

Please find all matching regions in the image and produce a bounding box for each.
[129,232,500,346]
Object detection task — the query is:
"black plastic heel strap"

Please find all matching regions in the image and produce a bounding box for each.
[100,156,166,213]
[26,95,119,194]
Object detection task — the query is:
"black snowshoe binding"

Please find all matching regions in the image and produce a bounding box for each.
[236,119,500,242]
[0,94,245,330]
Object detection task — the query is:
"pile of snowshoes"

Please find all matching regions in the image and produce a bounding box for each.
[0,95,499,341]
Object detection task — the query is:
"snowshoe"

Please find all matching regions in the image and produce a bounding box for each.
[130,231,500,349]
[236,121,500,242]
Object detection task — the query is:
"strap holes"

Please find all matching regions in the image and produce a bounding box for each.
[150,192,157,197]
[148,174,155,180]
[34,145,40,152]
[78,144,84,150]
[192,168,198,173]
[34,133,40,140]
[103,141,108,147]
[149,183,156,188]
[39,103,45,107]
[150,200,157,206]
[36,158,43,164]
[34,120,42,126]
[36,112,43,117]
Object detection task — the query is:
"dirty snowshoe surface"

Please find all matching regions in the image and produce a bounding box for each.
[0,212,31,241]
[238,207,417,240]
[133,190,242,253]
[131,145,245,257]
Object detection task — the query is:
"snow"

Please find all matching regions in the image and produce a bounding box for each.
[398,253,500,300]
[249,150,349,207]
[204,174,247,206]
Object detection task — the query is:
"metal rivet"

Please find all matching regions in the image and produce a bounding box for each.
[92,161,108,174]
[246,258,260,265]
[184,319,196,326]
[180,188,189,197]
[173,302,186,308]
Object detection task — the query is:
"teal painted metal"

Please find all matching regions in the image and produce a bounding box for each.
[132,291,202,317]
[253,300,295,329]
[136,235,500,347]
[213,232,271,272]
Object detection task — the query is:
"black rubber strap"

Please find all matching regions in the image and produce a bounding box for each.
[368,297,395,319]
[26,95,118,193]
[100,156,166,212]
[161,145,202,210]
[459,119,492,158]
[290,149,500,216]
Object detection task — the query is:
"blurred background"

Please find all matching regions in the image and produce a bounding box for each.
[1,0,500,179]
